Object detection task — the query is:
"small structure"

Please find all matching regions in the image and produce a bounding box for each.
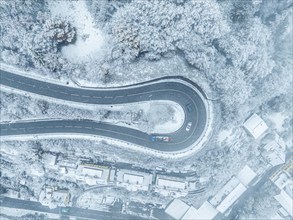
[42,153,57,168]
[243,113,268,139]
[261,138,286,167]
[236,165,257,186]
[116,169,153,191]
[271,160,293,218]
[165,199,190,219]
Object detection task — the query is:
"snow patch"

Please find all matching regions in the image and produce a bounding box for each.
[267,112,286,132]
[48,0,105,63]
[217,128,233,143]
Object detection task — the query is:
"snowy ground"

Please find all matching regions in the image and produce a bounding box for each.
[47,0,106,64]
[76,187,170,211]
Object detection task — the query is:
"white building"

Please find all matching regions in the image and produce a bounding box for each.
[166,166,256,219]
[261,138,286,167]
[116,169,153,191]
[165,199,219,220]
[165,199,190,219]
[237,165,257,186]
[271,162,293,218]
[42,153,57,168]
[39,187,70,209]
[76,164,110,185]
[243,113,268,139]
[155,175,188,197]
[210,166,257,214]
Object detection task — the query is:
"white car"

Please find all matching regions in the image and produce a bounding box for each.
[186,122,192,131]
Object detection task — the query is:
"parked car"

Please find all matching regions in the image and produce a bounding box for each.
[151,136,172,142]
[186,122,192,131]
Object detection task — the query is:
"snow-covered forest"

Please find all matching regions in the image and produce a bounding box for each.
[0,0,292,218]
[1,0,292,122]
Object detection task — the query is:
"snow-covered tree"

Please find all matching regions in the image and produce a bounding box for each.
[109,0,229,63]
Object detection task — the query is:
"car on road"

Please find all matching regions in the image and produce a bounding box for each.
[186,122,192,131]
[151,135,172,142]
[186,103,193,112]
[60,207,70,214]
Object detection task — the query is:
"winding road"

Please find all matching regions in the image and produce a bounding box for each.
[0,69,208,152]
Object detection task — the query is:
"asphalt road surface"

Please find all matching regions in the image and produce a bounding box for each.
[0,196,145,220]
[0,70,208,152]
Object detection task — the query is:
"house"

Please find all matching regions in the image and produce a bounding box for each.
[116,169,153,191]
[165,199,190,219]
[243,113,268,139]
[261,135,286,167]
[39,187,70,209]
[155,174,189,197]
[42,153,57,168]
[236,165,257,186]
[165,199,219,220]
[76,164,110,185]
[210,166,257,214]
[271,161,293,218]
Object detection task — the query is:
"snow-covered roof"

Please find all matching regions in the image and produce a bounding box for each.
[237,165,257,186]
[197,201,219,220]
[52,190,70,206]
[243,113,268,139]
[116,169,153,187]
[181,206,199,220]
[82,167,103,177]
[216,183,247,213]
[42,153,57,166]
[274,187,293,217]
[123,173,144,184]
[165,199,190,219]
[157,178,186,190]
[262,140,286,167]
[210,176,240,206]
[273,172,291,190]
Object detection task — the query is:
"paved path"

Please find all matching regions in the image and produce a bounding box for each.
[0,196,144,219]
[0,70,208,152]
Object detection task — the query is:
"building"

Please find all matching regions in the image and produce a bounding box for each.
[271,160,293,218]
[165,199,219,220]
[195,201,219,220]
[76,164,110,185]
[42,153,57,169]
[165,199,190,219]
[209,166,257,214]
[39,187,71,209]
[261,136,286,167]
[155,175,188,197]
[236,165,257,186]
[210,176,247,214]
[116,169,153,191]
[243,113,268,139]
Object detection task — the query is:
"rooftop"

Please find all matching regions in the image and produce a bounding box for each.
[243,113,268,139]
[237,165,257,186]
[156,175,187,190]
[216,183,246,213]
[197,201,219,220]
[165,199,190,219]
[262,140,286,167]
